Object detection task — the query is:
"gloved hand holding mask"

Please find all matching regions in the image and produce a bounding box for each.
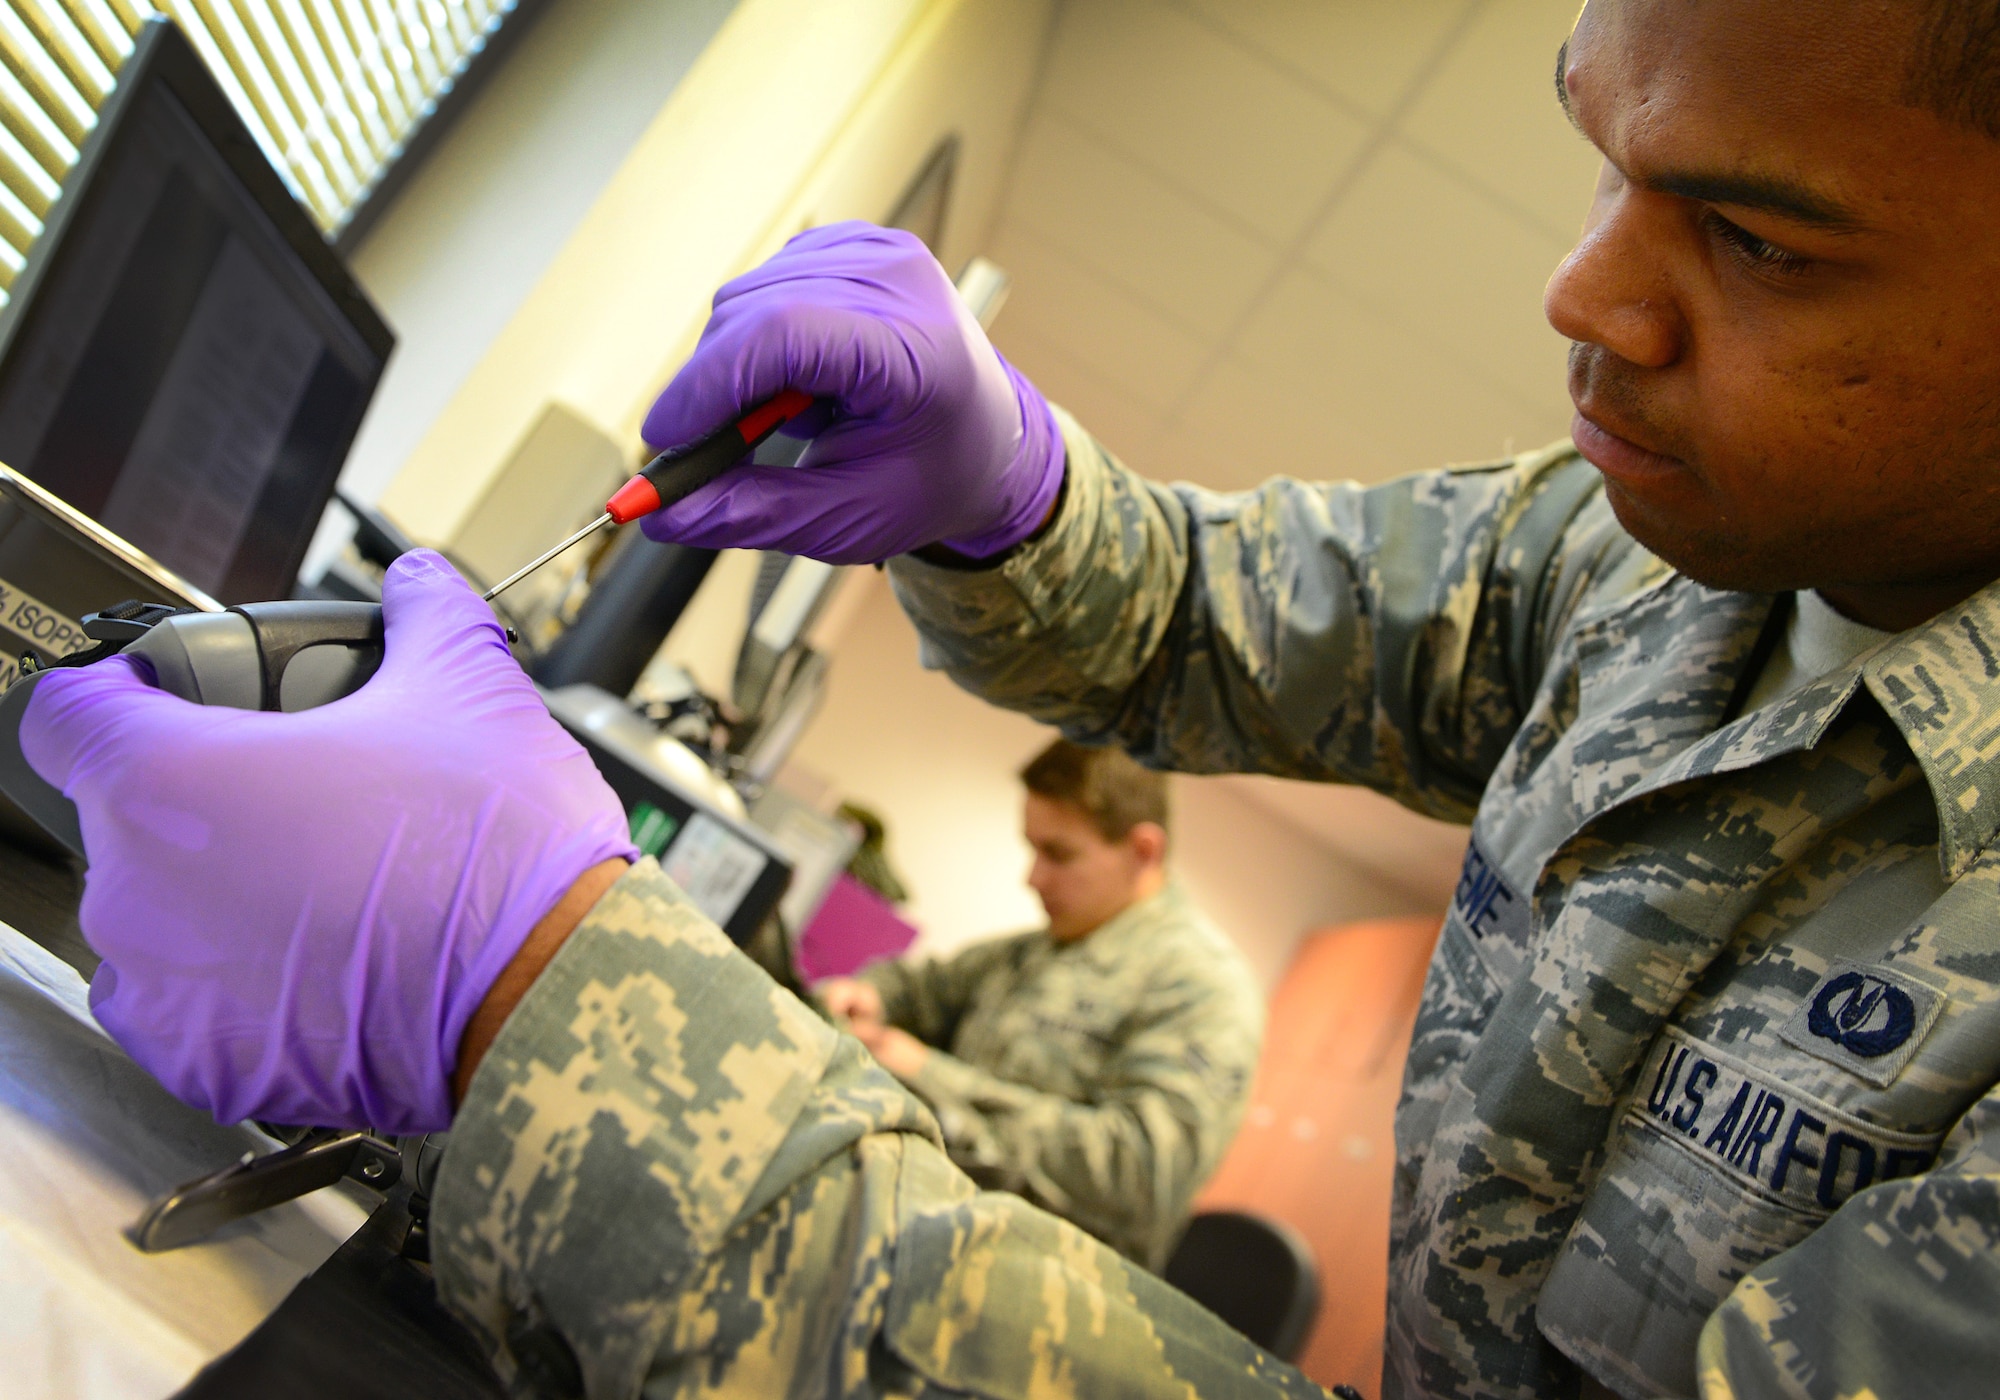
[18,551,636,1133]
[638,221,1066,564]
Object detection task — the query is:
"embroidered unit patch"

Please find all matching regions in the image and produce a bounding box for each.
[1779,959,1944,1088]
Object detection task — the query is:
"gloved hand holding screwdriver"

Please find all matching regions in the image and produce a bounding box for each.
[24,221,1065,1133]
[636,220,1066,563]
[19,224,1337,1400]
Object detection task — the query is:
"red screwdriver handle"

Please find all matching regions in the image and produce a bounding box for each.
[606,389,815,524]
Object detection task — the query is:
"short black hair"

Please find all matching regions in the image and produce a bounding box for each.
[1559,8,2000,142]
[1019,739,1169,842]
[1906,1,2000,138]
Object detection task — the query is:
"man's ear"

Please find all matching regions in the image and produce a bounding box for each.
[1126,821,1168,870]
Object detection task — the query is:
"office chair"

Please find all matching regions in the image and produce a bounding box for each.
[1162,1209,1321,1363]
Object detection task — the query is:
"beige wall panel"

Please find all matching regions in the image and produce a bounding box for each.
[380,0,1051,546]
[340,0,736,512]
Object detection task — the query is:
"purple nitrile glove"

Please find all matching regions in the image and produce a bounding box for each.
[638,221,1065,564]
[18,551,636,1133]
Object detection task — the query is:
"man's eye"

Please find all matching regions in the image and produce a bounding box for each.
[1702,210,1813,277]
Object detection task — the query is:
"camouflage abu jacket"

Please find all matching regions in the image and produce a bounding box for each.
[427,411,1999,1400]
[860,884,1264,1268]
[432,856,1324,1400]
[886,413,2000,1399]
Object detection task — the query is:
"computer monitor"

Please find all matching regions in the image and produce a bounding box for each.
[0,20,393,605]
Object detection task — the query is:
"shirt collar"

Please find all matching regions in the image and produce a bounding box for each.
[1052,883,1183,965]
[1575,572,2000,879]
[1864,574,2000,878]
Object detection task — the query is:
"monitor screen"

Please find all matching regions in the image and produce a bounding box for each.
[0,22,392,605]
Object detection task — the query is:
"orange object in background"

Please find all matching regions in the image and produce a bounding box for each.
[1194,915,1445,1396]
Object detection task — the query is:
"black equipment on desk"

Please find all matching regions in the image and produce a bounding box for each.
[527,429,817,699]
[0,19,393,607]
[541,685,792,945]
[528,531,716,696]
[1163,1210,1322,1363]
[0,592,793,943]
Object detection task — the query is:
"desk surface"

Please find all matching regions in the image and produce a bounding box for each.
[0,838,508,1400]
[0,833,97,977]
[0,870,369,1398]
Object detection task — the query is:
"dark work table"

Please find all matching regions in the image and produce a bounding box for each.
[0,832,96,975]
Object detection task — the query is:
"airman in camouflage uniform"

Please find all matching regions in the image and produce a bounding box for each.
[855,882,1264,1269]
[433,411,2000,1398]
[413,0,2000,1388]
[892,414,2000,1398]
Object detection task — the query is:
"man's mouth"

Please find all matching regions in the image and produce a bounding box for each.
[1570,408,1686,483]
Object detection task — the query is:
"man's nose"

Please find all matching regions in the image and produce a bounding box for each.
[1544,177,1684,372]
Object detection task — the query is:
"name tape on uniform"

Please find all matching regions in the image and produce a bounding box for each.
[1450,834,1533,982]
[1628,1027,1940,1214]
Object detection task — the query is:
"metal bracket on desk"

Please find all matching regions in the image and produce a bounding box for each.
[129,1128,402,1253]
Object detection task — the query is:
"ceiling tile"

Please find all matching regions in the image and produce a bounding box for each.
[1004,112,1280,339]
[1396,0,1602,242]
[988,318,1167,469]
[1171,0,1470,120]
[1299,140,1574,409]
[1164,271,1558,490]
[987,221,1212,412]
[1039,0,1368,246]
[1141,368,1391,492]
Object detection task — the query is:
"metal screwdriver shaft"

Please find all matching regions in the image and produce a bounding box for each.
[481,512,612,602]
[476,388,815,606]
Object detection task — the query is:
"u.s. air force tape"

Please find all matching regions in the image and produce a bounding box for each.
[1626,1028,1942,1214]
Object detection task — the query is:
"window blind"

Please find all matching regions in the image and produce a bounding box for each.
[0,0,519,303]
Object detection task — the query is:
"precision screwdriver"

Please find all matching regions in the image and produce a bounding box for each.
[481,388,816,602]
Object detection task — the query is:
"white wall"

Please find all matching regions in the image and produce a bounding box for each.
[785,574,1436,991]
[377,0,1054,546]
[785,573,1049,950]
[1171,774,1434,992]
[300,0,738,577]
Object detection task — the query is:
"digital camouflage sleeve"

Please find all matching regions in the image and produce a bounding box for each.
[432,858,1326,1400]
[886,412,2000,1399]
[888,411,1626,819]
[859,927,1018,1047]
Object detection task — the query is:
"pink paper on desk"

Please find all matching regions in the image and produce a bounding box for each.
[797,873,920,982]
